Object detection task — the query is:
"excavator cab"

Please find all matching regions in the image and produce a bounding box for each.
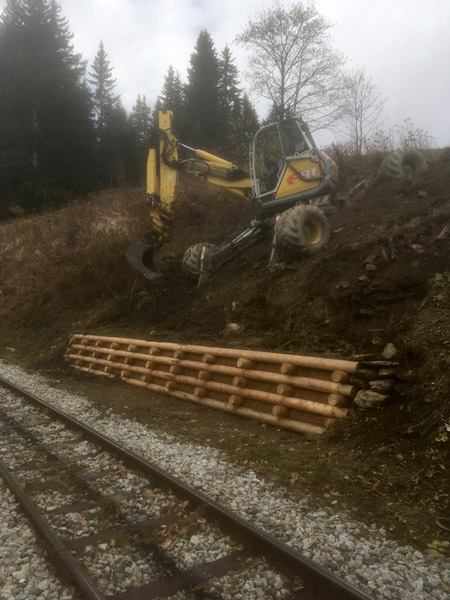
[250,117,336,214]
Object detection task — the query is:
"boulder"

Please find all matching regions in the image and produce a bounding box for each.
[354,390,390,409]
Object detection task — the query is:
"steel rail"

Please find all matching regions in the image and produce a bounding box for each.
[0,459,106,600]
[0,374,373,600]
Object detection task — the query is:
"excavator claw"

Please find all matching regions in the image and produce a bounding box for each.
[125,241,164,283]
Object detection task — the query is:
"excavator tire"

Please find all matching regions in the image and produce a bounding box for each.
[182,243,219,281]
[379,149,427,178]
[276,205,330,258]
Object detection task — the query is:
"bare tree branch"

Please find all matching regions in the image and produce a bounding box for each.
[236,1,346,128]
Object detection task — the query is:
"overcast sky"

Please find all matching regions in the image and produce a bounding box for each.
[1,0,449,147]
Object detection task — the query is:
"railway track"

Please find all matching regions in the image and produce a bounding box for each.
[0,374,373,600]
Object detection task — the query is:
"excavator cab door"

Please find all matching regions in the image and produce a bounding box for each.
[250,118,324,206]
[251,123,285,198]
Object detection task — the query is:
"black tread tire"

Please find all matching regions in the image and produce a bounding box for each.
[182,243,218,281]
[276,205,330,258]
[379,149,427,178]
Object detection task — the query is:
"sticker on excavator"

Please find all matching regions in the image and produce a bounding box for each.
[287,167,318,184]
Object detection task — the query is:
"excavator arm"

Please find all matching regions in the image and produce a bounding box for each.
[126,110,252,282]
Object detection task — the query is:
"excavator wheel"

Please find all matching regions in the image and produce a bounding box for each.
[379,149,427,178]
[276,205,330,258]
[182,243,219,281]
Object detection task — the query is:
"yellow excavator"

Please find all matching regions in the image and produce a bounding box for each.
[126,110,339,285]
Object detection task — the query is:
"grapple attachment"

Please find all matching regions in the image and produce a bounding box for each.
[125,241,164,284]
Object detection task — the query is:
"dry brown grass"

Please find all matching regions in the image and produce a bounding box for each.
[0,179,257,329]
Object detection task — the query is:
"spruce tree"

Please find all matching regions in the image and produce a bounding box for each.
[88,41,132,185]
[130,95,152,147]
[101,100,134,187]
[129,94,153,182]
[160,66,184,115]
[0,0,95,212]
[239,93,260,134]
[88,41,118,139]
[218,45,241,139]
[184,30,221,148]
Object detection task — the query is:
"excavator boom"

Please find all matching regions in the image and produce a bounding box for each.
[126,110,253,281]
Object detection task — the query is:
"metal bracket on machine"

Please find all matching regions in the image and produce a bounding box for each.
[197,245,210,288]
[267,214,281,267]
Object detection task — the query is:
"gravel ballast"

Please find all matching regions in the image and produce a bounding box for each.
[0,358,449,600]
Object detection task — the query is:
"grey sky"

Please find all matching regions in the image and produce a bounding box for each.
[1,0,449,147]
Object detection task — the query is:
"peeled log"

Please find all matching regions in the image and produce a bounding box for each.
[331,370,350,384]
[237,358,255,369]
[228,395,244,406]
[202,353,216,364]
[277,384,294,396]
[122,376,326,435]
[272,405,290,418]
[281,363,298,375]
[71,334,360,373]
[198,370,212,381]
[66,352,348,418]
[233,377,248,388]
[70,343,355,397]
[327,393,350,407]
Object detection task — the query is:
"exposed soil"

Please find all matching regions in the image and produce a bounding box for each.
[1,151,450,555]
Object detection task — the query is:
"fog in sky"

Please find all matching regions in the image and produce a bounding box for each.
[1,0,449,147]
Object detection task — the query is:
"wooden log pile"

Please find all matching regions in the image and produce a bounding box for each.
[65,336,399,434]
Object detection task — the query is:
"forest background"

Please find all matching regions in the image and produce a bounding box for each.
[0,0,440,219]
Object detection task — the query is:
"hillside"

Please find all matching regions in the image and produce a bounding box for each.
[0,150,449,551]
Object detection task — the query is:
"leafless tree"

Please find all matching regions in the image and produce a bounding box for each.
[236,1,345,130]
[339,69,385,155]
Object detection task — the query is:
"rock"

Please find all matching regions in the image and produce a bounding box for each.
[349,377,369,389]
[369,379,395,394]
[223,322,241,337]
[382,343,398,359]
[365,263,378,271]
[411,244,425,254]
[362,360,399,366]
[417,190,427,198]
[354,390,390,409]
[397,369,416,381]
[424,548,445,558]
[351,353,379,360]
[357,275,370,283]
[360,308,375,317]
[378,368,397,378]
[355,368,379,380]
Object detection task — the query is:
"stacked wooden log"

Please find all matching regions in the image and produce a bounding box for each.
[65,334,365,435]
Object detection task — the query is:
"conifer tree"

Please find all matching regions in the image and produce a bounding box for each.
[218,45,241,139]
[160,66,184,115]
[89,41,118,139]
[0,0,95,212]
[184,30,221,147]
[239,93,260,134]
[101,100,134,186]
[130,95,152,146]
[129,94,153,182]
[159,65,187,136]
[88,41,132,185]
